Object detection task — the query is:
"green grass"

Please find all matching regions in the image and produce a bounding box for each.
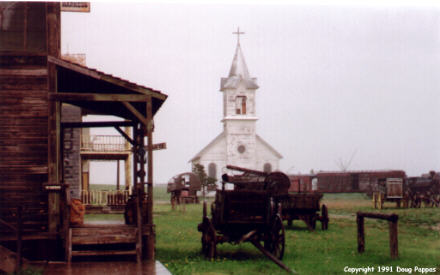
[154,194,440,275]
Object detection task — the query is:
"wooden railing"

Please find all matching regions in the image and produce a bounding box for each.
[81,135,129,152]
[81,190,130,206]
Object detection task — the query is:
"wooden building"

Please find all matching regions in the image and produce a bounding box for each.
[0,2,167,263]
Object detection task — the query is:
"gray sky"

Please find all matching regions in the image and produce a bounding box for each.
[62,2,440,184]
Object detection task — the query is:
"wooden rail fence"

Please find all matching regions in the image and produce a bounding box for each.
[81,190,130,206]
[356,212,399,259]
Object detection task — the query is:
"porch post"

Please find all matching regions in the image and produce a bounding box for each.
[146,95,154,259]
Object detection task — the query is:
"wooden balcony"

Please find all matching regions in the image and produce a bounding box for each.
[81,135,131,160]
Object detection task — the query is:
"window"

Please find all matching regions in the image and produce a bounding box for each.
[312,178,318,191]
[263,163,272,173]
[235,96,247,115]
[208,163,217,179]
[0,2,47,52]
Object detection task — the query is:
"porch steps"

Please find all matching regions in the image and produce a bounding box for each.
[67,225,139,262]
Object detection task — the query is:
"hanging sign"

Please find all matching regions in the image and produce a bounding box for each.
[152,143,167,151]
[61,2,91,13]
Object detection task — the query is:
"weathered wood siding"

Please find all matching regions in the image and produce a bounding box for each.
[0,55,49,234]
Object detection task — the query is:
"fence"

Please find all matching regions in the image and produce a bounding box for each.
[81,190,130,206]
[356,212,399,259]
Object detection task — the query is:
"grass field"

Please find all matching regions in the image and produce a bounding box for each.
[84,186,440,274]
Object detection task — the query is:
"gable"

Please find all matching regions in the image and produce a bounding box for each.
[190,132,226,162]
[256,135,283,159]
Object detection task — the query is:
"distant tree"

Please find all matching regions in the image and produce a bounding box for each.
[192,163,217,200]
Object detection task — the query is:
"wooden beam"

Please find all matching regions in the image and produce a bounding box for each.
[49,92,150,103]
[101,75,167,101]
[115,126,135,146]
[48,56,101,79]
[122,102,148,126]
[62,121,134,128]
[146,95,154,260]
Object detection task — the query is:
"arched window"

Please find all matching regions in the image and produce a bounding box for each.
[263,163,272,173]
[235,96,247,115]
[208,163,217,179]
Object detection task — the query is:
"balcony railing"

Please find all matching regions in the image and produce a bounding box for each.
[81,135,129,152]
[81,190,130,206]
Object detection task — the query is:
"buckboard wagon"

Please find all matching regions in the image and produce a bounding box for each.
[278,193,328,230]
[223,166,328,230]
[197,180,290,271]
[167,172,201,208]
[197,166,328,272]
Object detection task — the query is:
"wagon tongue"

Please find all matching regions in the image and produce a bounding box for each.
[250,240,296,274]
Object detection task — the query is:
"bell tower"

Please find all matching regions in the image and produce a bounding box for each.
[220,28,259,169]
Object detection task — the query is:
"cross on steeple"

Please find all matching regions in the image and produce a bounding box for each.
[233,27,245,45]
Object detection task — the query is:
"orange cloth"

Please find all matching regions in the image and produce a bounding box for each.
[70,199,85,225]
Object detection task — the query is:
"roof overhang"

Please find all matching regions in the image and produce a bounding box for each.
[48,56,167,124]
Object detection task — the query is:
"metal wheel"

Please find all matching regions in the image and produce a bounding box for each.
[265,215,285,260]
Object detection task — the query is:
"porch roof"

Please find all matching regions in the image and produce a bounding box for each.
[48,56,167,122]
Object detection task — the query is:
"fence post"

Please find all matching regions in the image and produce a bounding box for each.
[389,215,398,259]
[357,214,365,253]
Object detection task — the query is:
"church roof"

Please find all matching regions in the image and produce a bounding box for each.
[189,132,226,162]
[220,42,259,90]
[256,135,283,159]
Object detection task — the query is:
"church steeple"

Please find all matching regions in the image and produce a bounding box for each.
[221,28,258,91]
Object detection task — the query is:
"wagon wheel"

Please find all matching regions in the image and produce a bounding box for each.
[378,193,383,209]
[434,194,440,208]
[265,215,285,260]
[201,217,216,259]
[321,204,329,230]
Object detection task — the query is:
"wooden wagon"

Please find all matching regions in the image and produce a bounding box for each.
[197,168,291,271]
[407,175,440,208]
[224,166,328,231]
[167,172,201,208]
[372,178,408,209]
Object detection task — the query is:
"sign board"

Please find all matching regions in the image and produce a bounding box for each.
[152,142,167,151]
[44,185,62,191]
[61,2,91,13]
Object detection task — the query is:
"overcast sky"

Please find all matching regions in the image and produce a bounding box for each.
[62,1,440,184]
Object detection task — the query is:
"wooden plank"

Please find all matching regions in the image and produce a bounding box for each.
[101,75,167,101]
[72,235,136,245]
[0,76,48,90]
[62,121,134,128]
[49,92,149,103]
[71,250,137,257]
[48,55,101,79]
[0,68,48,76]
[357,212,398,222]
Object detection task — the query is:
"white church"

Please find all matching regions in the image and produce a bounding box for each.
[190,29,282,182]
